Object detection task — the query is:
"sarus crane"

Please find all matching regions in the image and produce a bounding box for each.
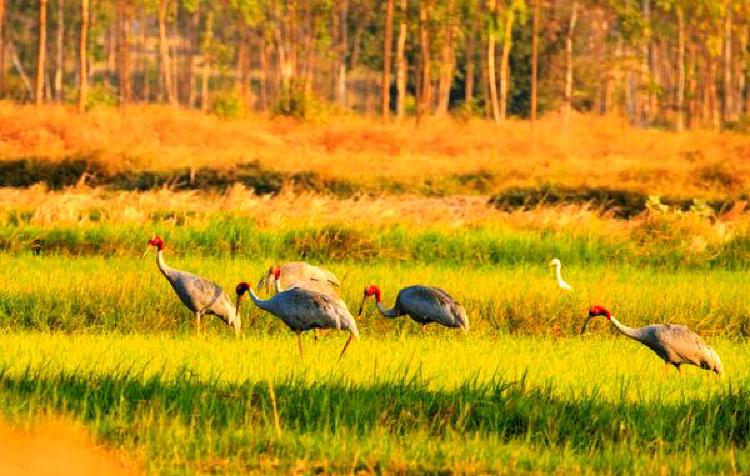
[358,285,469,332]
[235,281,358,359]
[257,262,340,297]
[548,258,573,291]
[144,235,240,335]
[582,305,722,375]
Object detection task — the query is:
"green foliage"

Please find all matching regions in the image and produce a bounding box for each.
[84,83,119,110]
[210,89,247,119]
[271,82,329,121]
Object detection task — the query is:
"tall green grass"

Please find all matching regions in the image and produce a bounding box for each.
[0,334,747,473]
[2,218,750,268]
[0,255,748,335]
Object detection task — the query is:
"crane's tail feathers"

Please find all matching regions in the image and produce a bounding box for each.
[708,347,723,374]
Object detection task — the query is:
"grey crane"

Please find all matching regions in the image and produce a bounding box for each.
[235,281,358,359]
[144,235,240,335]
[358,285,469,332]
[582,305,722,375]
[257,262,340,297]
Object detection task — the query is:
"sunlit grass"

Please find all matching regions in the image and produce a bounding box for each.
[0,104,748,196]
[0,332,747,473]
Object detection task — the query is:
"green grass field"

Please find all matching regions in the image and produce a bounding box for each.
[0,250,749,473]
[2,197,750,473]
[0,333,747,474]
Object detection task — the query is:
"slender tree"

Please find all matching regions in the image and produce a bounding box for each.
[78,0,88,112]
[54,0,64,102]
[530,0,540,122]
[159,0,176,105]
[396,0,408,118]
[436,0,456,115]
[498,1,515,120]
[0,0,6,95]
[36,0,48,105]
[418,0,433,115]
[200,9,213,111]
[382,0,395,119]
[676,5,685,131]
[563,1,578,126]
[487,0,500,122]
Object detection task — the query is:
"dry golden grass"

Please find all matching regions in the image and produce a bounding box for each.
[0,104,748,196]
[2,186,744,258]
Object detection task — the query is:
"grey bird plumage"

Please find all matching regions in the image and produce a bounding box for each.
[359,284,469,332]
[236,281,358,358]
[146,235,240,335]
[582,306,722,374]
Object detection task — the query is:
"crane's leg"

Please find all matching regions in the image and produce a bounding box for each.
[314,329,319,342]
[421,324,427,335]
[297,332,304,359]
[195,312,203,335]
[339,332,356,360]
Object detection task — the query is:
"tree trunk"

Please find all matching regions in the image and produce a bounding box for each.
[54,0,64,102]
[464,8,477,111]
[36,0,48,105]
[396,0,407,118]
[563,1,578,125]
[141,10,150,102]
[382,0,394,119]
[0,0,5,95]
[336,0,348,107]
[436,0,455,116]
[78,0,88,112]
[676,6,685,132]
[186,6,199,107]
[418,0,433,116]
[709,52,720,129]
[487,1,499,123]
[723,5,733,123]
[159,0,176,105]
[530,0,540,122]
[201,10,213,111]
[116,0,131,106]
[498,5,514,120]
[688,41,697,127]
[259,35,269,110]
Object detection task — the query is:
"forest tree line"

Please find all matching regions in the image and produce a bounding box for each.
[0,0,747,130]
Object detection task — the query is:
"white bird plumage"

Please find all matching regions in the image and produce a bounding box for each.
[548,258,573,291]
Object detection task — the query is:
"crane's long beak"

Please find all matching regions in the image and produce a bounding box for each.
[580,316,593,335]
[142,246,151,259]
[357,295,367,317]
[235,294,243,317]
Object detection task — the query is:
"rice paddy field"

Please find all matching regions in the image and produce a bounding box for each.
[2,107,750,474]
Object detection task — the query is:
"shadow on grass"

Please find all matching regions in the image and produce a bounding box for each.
[0,367,748,452]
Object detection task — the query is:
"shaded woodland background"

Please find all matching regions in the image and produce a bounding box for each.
[1,1,749,130]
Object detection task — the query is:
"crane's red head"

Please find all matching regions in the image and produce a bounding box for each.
[235,281,251,296]
[588,305,611,320]
[148,235,165,250]
[363,285,381,302]
[272,266,281,280]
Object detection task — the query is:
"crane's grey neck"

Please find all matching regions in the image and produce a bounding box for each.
[156,249,173,276]
[248,289,274,313]
[609,316,641,340]
[376,300,400,318]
